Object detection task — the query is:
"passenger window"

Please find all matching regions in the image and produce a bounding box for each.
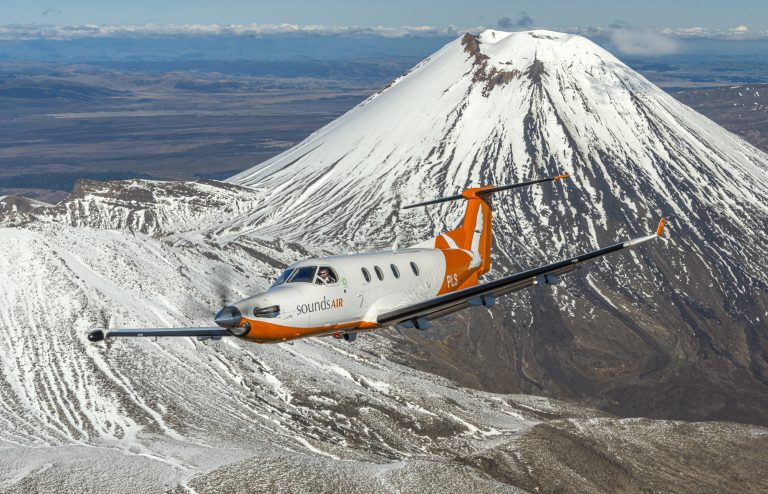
[410,261,419,276]
[287,266,316,283]
[391,264,400,279]
[374,266,384,281]
[315,266,338,285]
[362,268,371,283]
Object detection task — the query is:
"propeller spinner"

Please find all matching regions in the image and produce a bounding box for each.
[214,305,241,328]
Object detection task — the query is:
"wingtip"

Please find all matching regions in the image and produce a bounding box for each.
[656,218,665,236]
[554,173,571,180]
[88,329,105,342]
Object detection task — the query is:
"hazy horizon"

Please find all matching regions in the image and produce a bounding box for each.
[2,30,768,64]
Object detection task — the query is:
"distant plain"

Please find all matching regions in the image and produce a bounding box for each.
[0,60,404,202]
[2,37,768,204]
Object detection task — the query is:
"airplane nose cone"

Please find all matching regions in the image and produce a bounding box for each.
[214,306,242,328]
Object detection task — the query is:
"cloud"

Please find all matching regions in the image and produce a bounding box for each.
[569,24,768,44]
[497,12,534,30]
[659,25,766,40]
[729,25,749,35]
[0,22,765,43]
[0,23,467,40]
[607,28,681,56]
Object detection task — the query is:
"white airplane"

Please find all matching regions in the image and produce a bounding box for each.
[88,174,665,344]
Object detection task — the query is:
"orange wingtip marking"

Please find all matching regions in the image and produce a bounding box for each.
[656,218,665,236]
[554,173,571,180]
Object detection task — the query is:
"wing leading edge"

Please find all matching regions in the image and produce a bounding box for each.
[87,327,231,342]
[377,219,666,327]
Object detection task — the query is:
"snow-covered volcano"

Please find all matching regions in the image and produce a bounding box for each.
[229,30,768,423]
[229,29,767,251]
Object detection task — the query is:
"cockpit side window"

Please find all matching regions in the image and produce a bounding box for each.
[315,266,339,285]
[288,266,317,283]
[272,268,296,287]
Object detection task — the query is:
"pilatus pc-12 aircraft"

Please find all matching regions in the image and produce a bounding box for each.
[88,174,665,344]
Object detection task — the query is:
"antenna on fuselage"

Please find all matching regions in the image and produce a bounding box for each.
[402,173,570,209]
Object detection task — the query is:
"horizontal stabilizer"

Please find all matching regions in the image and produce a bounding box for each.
[403,173,570,209]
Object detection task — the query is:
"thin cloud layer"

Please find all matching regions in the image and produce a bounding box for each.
[0,22,765,42]
[574,24,766,40]
[0,23,464,40]
[608,28,681,56]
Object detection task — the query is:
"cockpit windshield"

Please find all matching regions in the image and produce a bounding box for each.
[272,268,295,287]
[272,265,339,287]
[288,266,317,283]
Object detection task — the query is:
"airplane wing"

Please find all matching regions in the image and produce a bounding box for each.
[88,327,231,342]
[377,219,665,328]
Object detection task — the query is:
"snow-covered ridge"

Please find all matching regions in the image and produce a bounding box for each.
[0,195,55,214]
[1,179,267,237]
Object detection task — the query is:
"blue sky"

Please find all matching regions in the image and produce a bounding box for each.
[3,0,766,32]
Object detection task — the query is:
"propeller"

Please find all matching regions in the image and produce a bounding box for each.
[86,254,252,343]
[180,261,246,340]
[209,264,253,337]
[213,273,231,312]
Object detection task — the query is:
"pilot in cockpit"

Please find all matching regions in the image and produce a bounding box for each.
[316,267,337,285]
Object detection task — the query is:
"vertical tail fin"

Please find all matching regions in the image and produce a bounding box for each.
[438,187,494,275]
[406,174,570,278]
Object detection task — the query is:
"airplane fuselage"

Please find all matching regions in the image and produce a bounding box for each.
[234,245,479,342]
